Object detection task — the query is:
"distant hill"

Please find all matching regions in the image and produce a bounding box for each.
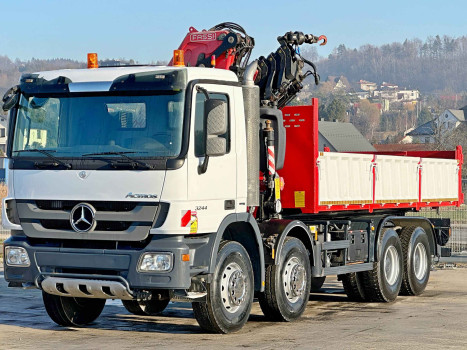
[2,34,467,97]
[303,35,467,93]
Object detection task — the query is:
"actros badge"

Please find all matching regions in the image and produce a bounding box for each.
[70,203,96,232]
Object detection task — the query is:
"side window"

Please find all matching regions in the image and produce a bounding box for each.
[194,92,230,157]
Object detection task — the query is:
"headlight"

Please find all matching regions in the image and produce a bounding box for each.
[138,253,173,272]
[5,246,30,267]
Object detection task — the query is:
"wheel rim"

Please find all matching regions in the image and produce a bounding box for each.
[283,256,307,303]
[384,245,400,286]
[220,262,247,313]
[413,242,428,280]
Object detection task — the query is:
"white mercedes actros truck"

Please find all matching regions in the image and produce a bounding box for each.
[2,23,458,333]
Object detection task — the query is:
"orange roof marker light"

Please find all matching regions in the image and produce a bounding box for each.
[173,50,185,67]
[87,53,98,69]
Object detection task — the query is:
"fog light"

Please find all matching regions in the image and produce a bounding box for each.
[5,247,30,267]
[138,253,173,272]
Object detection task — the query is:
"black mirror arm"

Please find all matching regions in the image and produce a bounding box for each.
[196,86,210,100]
[198,155,210,174]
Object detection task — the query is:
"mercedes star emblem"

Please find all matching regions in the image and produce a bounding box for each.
[78,171,88,179]
[70,203,96,232]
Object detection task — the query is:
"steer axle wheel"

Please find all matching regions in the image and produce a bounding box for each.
[259,237,311,321]
[192,240,254,334]
[42,292,106,327]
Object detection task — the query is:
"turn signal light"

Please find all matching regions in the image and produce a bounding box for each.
[87,53,98,69]
[181,254,190,262]
[173,50,185,67]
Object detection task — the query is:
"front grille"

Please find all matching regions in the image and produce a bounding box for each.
[40,220,133,232]
[17,199,160,241]
[35,200,138,212]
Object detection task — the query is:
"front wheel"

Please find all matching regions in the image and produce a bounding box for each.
[259,237,311,321]
[192,241,254,333]
[42,292,106,327]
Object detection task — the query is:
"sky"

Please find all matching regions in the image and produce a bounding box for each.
[1,0,467,63]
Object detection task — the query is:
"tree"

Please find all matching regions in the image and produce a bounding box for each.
[353,99,380,139]
[325,98,347,122]
[417,107,433,126]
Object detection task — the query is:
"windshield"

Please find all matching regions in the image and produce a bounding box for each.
[12,92,185,158]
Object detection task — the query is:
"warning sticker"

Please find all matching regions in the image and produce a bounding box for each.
[190,216,198,234]
[274,178,281,200]
[181,210,198,234]
[294,191,305,208]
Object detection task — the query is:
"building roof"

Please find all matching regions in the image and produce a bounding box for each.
[318,121,376,152]
[447,109,465,121]
[407,120,435,136]
[373,144,430,152]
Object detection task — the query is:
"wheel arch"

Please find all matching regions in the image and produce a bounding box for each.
[210,213,265,292]
[375,216,436,261]
[259,220,314,267]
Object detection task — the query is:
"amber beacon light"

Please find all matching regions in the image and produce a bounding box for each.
[87,53,99,69]
[173,50,185,66]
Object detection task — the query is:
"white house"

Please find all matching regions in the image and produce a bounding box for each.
[407,108,465,144]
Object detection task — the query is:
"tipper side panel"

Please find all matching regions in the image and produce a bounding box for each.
[280,103,463,214]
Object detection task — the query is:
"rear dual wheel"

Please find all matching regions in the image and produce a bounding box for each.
[360,228,403,302]
[340,272,366,301]
[399,226,431,296]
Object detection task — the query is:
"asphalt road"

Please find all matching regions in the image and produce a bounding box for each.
[1,267,467,350]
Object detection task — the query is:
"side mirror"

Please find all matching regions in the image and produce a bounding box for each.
[198,98,228,174]
[205,99,227,156]
[2,85,20,112]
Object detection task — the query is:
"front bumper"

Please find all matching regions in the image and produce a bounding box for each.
[3,234,210,290]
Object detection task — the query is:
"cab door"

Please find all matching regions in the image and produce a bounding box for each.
[186,83,237,234]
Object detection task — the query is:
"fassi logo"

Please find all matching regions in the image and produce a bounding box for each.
[190,33,217,42]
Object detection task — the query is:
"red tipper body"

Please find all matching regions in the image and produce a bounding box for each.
[168,27,236,69]
[280,98,464,214]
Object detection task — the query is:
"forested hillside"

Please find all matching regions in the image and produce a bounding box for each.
[304,35,467,93]
[0,57,85,96]
[1,35,467,99]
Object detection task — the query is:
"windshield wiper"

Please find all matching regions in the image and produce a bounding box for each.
[82,151,154,170]
[14,149,72,169]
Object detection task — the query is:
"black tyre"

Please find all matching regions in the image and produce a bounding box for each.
[192,241,254,333]
[310,276,326,292]
[42,292,106,327]
[258,237,311,321]
[122,297,170,316]
[399,226,431,296]
[360,228,403,302]
[339,272,366,301]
